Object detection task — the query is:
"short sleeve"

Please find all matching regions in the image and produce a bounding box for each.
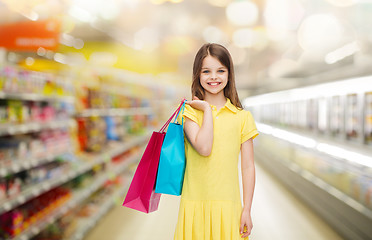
[241,110,259,143]
[181,104,198,124]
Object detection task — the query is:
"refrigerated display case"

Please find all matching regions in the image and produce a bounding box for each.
[346,93,359,140]
[307,99,318,131]
[297,100,307,129]
[330,96,343,138]
[243,76,372,240]
[318,98,328,134]
[365,92,372,145]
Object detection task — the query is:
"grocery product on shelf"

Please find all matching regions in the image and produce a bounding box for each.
[0,65,74,97]
[0,129,71,171]
[0,187,71,239]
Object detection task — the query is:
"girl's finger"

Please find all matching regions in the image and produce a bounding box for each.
[193,96,200,100]
[242,228,251,238]
[239,224,244,235]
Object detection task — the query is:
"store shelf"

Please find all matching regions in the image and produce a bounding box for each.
[76,107,153,117]
[0,91,75,103]
[0,134,149,215]
[69,182,130,240]
[10,150,141,240]
[0,119,74,136]
[0,148,73,177]
[108,134,149,157]
[68,152,140,240]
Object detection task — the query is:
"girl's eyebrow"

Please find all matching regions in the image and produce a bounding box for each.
[201,66,227,69]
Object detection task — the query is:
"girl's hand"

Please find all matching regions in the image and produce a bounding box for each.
[186,96,210,112]
[240,208,253,238]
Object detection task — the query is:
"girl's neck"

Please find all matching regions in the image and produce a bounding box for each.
[204,92,227,109]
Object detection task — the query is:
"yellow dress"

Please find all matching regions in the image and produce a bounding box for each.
[174,98,259,240]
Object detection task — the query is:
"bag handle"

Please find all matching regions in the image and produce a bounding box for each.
[174,100,186,125]
[159,99,186,133]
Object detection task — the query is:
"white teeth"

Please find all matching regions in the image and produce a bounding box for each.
[209,82,220,86]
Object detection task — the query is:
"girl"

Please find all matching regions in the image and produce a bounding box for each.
[174,43,258,240]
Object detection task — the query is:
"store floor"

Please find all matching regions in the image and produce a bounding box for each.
[84,162,343,240]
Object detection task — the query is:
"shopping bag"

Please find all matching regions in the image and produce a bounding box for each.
[122,131,164,213]
[122,99,186,213]
[155,100,186,196]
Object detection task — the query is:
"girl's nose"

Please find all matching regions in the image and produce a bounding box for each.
[211,73,217,79]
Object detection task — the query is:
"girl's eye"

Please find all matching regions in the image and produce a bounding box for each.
[202,70,210,73]
[218,70,225,73]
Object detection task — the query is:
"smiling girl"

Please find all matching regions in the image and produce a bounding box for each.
[174,43,259,240]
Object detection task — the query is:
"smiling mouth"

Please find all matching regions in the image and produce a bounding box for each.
[207,82,221,86]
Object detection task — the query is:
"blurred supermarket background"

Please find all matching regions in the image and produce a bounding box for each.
[0,0,372,239]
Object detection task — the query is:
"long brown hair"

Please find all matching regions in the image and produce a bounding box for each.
[191,43,242,109]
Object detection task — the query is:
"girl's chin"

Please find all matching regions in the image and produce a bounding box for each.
[204,89,224,95]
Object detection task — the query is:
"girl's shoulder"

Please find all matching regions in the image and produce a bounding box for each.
[236,108,251,115]
[236,108,255,121]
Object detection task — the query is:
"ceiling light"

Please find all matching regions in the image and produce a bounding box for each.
[54,53,67,64]
[25,57,35,66]
[298,14,343,52]
[37,47,46,57]
[25,11,39,21]
[325,41,360,64]
[73,39,85,50]
[226,0,258,26]
[60,33,74,47]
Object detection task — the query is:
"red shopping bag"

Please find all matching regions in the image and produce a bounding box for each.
[122,100,185,213]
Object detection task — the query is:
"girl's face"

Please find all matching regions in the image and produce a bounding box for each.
[200,55,228,96]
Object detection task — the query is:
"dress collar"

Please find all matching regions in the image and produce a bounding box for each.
[210,98,238,113]
[225,98,238,113]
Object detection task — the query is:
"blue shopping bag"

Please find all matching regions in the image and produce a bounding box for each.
[155,100,186,196]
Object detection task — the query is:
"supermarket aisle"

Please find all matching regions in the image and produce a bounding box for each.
[84,162,343,240]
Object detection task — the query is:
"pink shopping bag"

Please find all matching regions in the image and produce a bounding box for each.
[122,100,185,213]
[122,131,165,213]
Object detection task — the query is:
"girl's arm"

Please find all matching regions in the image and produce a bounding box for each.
[183,97,213,157]
[240,138,255,238]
